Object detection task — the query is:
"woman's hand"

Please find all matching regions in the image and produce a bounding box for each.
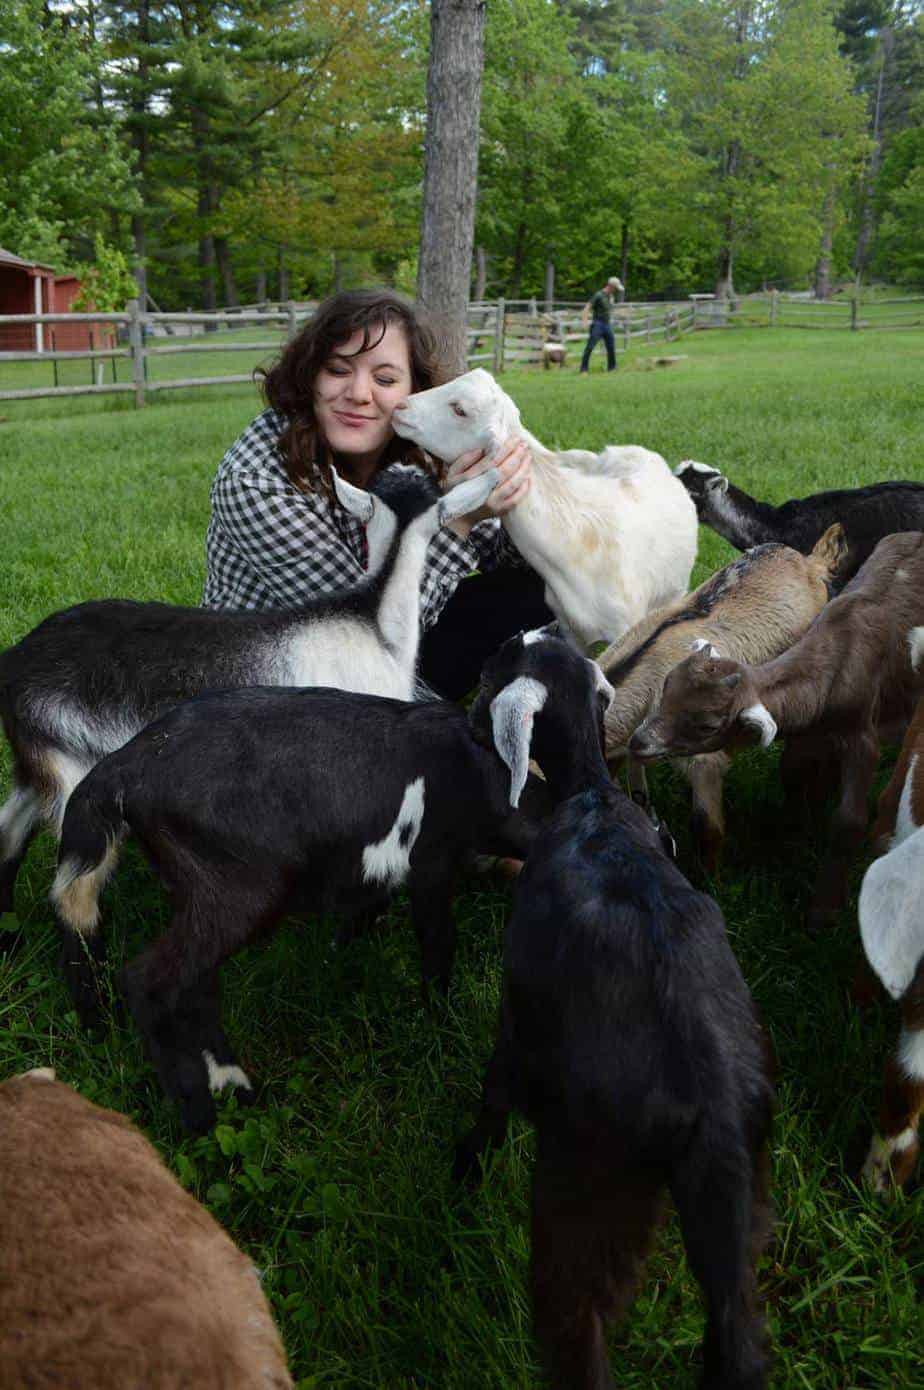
[442,438,532,539]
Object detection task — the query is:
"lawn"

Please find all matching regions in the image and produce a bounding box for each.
[1,327,923,1388]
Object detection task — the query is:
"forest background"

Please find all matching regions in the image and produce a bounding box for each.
[1,0,922,312]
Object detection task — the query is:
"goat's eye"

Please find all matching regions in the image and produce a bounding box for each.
[451,403,467,418]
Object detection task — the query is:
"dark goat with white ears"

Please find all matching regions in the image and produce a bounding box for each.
[0,463,498,927]
[49,623,598,1133]
[455,630,774,1390]
[674,460,924,586]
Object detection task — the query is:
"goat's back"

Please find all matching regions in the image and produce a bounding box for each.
[504,789,767,1159]
[0,1071,292,1389]
[774,481,924,576]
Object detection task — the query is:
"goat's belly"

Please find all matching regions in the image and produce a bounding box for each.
[281,622,413,700]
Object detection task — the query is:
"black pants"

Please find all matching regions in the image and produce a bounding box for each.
[419,566,554,701]
[580,320,617,372]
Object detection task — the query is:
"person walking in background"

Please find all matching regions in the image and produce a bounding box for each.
[579,275,623,373]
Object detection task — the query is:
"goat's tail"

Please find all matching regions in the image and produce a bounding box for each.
[51,770,126,937]
[808,521,849,584]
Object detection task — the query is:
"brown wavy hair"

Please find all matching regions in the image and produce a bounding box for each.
[259,289,452,497]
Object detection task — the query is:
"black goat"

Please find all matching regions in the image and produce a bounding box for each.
[52,636,606,1131]
[674,460,924,584]
[455,631,774,1390]
[0,463,497,919]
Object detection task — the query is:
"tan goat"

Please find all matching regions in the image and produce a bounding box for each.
[858,692,924,1191]
[597,525,847,869]
[0,1069,292,1390]
[629,532,924,928]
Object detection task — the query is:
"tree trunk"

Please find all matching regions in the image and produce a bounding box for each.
[474,245,487,301]
[192,109,217,313]
[131,0,150,307]
[417,0,487,376]
[619,221,629,300]
[813,185,835,299]
[255,267,267,303]
[853,27,893,282]
[509,221,527,299]
[214,234,239,307]
[544,259,554,312]
[278,249,289,302]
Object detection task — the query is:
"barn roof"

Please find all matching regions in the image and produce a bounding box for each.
[0,246,55,272]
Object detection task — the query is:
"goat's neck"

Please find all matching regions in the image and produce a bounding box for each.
[495,431,576,555]
[750,642,836,734]
[373,513,433,673]
[707,484,780,551]
[535,720,612,804]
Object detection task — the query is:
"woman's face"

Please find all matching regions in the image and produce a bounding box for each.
[313,321,414,471]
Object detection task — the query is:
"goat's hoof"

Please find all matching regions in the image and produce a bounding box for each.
[177,1089,219,1137]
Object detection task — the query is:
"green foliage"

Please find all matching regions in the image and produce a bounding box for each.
[71,234,137,312]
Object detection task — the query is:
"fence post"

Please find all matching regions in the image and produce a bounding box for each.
[493,297,506,374]
[645,314,652,344]
[623,317,630,353]
[127,298,146,409]
[769,290,778,327]
[850,298,858,332]
[286,301,298,340]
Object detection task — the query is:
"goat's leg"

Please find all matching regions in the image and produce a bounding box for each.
[120,878,285,1133]
[179,968,257,1110]
[779,733,839,817]
[670,1140,768,1390]
[452,1035,514,1183]
[408,862,457,997]
[50,834,124,1030]
[530,1150,663,1390]
[688,753,728,875]
[863,960,924,1192]
[869,752,911,854]
[0,784,42,919]
[808,729,879,930]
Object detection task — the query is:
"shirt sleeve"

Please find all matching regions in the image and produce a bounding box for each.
[210,460,366,609]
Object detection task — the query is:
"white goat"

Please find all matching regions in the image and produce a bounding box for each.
[393,369,697,646]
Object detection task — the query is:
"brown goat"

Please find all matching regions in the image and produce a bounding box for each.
[597,525,846,869]
[0,1069,292,1390]
[629,532,924,928]
[857,694,924,1191]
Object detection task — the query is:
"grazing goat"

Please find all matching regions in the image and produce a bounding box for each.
[52,643,610,1130]
[597,525,846,868]
[392,368,697,645]
[0,464,498,919]
[629,534,924,928]
[454,630,774,1390]
[675,460,924,585]
[0,1068,292,1388]
[858,689,924,1191]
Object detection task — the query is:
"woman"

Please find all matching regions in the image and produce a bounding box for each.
[203,289,551,699]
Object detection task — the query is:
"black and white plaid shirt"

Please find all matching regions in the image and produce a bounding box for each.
[202,408,515,627]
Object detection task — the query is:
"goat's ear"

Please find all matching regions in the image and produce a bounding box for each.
[811,521,849,577]
[330,467,375,524]
[483,392,523,460]
[738,701,777,747]
[704,473,729,497]
[690,638,721,659]
[489,676,548,808]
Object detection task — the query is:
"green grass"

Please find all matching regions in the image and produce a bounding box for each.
[1,328,924,1388]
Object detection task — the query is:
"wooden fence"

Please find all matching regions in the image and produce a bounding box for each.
[2,291,921,406]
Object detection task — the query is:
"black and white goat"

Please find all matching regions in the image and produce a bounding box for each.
[454,631,774,1390]
[0,464,497,918]
[51,635,612,1132]
[674,461,924,585]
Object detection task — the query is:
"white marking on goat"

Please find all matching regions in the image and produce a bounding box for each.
[895,568,909,581]
[862,1132,900,1190]
[44,749,93,833]
[859,824,924,1000]
[522,628,548,646]
[50,842,121,937]
[283,620,412,701]
[362,777,425,887]
[203,1050,253,1094]
[21,1067,56,1082]
[675,460,721,477]
[0,786,40,857]
[740,702,777,747]
[909,627,924,672]
[899,1026,924,1082]
[895,753,919,846]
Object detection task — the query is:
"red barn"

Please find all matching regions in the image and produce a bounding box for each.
[0,248,116,352]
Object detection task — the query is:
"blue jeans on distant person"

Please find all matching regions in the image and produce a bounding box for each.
[580,319,616,372]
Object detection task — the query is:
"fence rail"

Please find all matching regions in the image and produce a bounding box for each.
[2,292,922,406]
